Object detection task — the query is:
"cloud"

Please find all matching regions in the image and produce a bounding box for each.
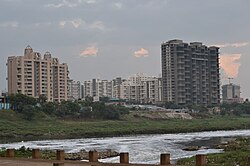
[58,18,105,30]
[114,2,123,9]
[80,46,98,57]
[45,0,78,8]
[71,19,83,28]
[213,42,249,48]
[134,48,149,58]
[59,19,86,28]
[0,21,18,28]
[220,54,241,78]
[85,0,96,4]
[45,0,97,8]
[89,21,105,30]
[59,21,66,27]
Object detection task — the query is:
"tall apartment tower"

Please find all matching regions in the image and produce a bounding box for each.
[161,40,220,105]
[7,46,69,102]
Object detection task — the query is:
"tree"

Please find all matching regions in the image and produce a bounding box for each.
[56,101,81,117]
[9,93,36,112]
[22,105,35,121]
[37,95,47,107]
[165,101,180,109]
[41,102,56,115]
[99,96,110,103]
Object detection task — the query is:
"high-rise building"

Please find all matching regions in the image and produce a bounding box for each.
[83,79,114,99]
[82,74,162,104]
[68,80,82,101]
[7,46,69,102]
[222,83,243,103]
[113,74,162,104]
[161,40,220,105]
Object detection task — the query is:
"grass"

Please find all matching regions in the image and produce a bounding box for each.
[177,137,250,166]
[0,110,250,143]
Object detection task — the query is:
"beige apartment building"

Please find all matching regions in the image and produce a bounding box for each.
[7,46,69,102]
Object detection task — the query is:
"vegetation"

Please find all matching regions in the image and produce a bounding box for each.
[0,146,56,159]
[0,94,248,143]
[219,102,250,116]
[0,108,250,143]
[8,94,129,120]
[177,137,250,166]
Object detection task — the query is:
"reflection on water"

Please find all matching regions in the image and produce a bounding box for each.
[0,130,249,164]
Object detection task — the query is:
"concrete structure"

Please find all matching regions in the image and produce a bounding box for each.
[1,149,244,166]
[56,150,65,161]
[113,74,162,104]
[32,149,41,159]
[83,79,114,99]
[88,151,98,162]
[161,39,220,105]
[68,80,81,101]
[222,83,243,103]
[82,74,162,104]
[7,46,69,102]
[160,154,170,165]
[120,153,129,164]
[196,154,206,166]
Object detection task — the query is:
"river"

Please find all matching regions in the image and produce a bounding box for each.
[0,129,250,164]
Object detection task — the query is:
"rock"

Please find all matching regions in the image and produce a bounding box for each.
[65,149,119,160]
[182,146,200,151]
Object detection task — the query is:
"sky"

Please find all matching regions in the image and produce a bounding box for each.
[0,0,250,98]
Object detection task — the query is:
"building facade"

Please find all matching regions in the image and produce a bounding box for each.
[82,74,162,104]
[161,40,220,105]
[113,74,162,104]
[222,83,243,103]
[68,80,82,101]
[83,79,114,99]
[7,46,69,102]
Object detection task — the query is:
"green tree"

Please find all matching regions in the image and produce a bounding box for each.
[22,105,35,121]
[37,95,47,107]
[165,101,180,109]
[99,96,110,103]
[9,93,36,112]
[56,101,81,116]
[41,102,56,115]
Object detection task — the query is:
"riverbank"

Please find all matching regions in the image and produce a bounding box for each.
[0,110,250,143]
[0,146,119,160]
[1,129,250,164]
[177,137,250,166]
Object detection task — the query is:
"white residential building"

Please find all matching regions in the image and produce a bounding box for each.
[82,74,163,104]
[83,79,114,99]
[68,80,82,100]
[113,74,162,104]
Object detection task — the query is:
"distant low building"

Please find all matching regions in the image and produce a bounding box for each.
[0,94,10,110]
[104,98,126,106]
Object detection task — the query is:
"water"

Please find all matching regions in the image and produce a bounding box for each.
[0,129,249,164]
